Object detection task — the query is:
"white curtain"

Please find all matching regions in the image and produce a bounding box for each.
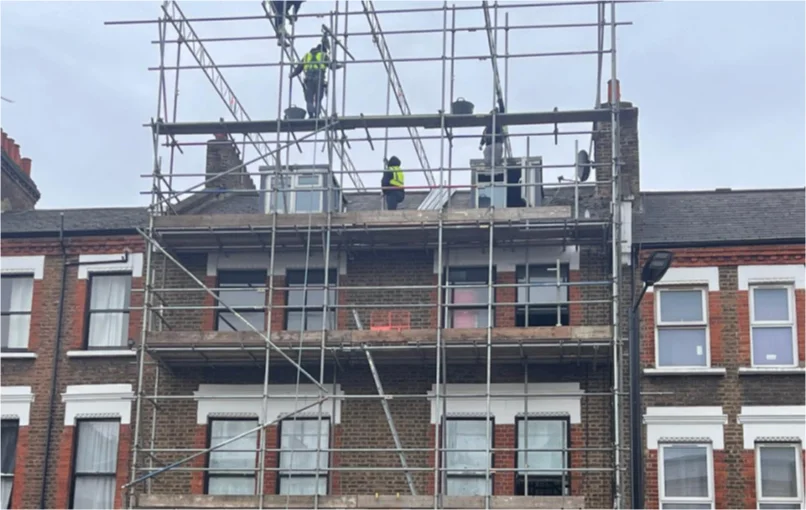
[518,420,566,475]
[279,419,329,495]
[2,278,33,349]
[663,446,708,498]
[73,421,119,509]
[760,447,798,498]
[1,478,11,510]
[208,420,258,495]
[88,275,130,348]
[445,420,490,496]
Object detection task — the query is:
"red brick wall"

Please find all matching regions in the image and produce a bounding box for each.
[54,426,74,510]
[330,425,342,495]
[191,425,206,494]
[264,425,279,495]
[270,276,287,332]
[570,424,583,495]
[568,270,582,326]
[495,273,515,328]
[115,424,132,509]
[742,450,756,509]
[493,424,513,494]
[10,426,29,510]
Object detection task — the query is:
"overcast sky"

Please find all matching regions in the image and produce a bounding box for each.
[1,0,804,209]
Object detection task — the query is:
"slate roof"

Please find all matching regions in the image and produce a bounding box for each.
[635,188,805,246]
[1,207,148,237]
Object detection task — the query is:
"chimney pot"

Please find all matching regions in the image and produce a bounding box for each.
[214,133,227,140]
[607,79,621,104]
[12,143,20,163]
[5,137,14,156]
[20,157,32,176]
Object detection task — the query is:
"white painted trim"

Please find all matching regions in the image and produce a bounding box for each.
[78,253,143,279]
[0,352,37,359]
[737,406,806,449]
[755,443,804,507]
[644,406,727,449]
[207,251,347,277]
[620,201,632,266]
[658,443,715,509]
[66,350,136,358]
[749,284,799,368]
[643,368,726,376]
[738,264,805,290]
[654,287,712,369]
[434,245,581,274]
[647,266,720,292]
[426,383,583,425]
[0,386,34,426]
[1,255,45,280]
[738,367,806,375]
[62,384,134,426]
[194,384,343,425]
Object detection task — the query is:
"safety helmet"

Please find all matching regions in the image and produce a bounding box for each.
[387,156,401,167]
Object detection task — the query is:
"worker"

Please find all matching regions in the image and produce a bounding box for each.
[270,0,304,46]
[289,39,342,119]
[478,100,507,169]
[381,156,404,211]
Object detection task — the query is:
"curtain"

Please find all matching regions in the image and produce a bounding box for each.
[209,420,258,495]
[280,420,329,471]
[760,447,798,498]
[663,446,708,498]
[1,478,11,510]
[1,424,17,475]
[73,421,119,509]
[279,475,327,496]
[88,275,130,348]
[518,420,565,475]
[2,278,33,349]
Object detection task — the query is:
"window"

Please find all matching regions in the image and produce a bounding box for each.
[655,288,709,368]
[269,174,324,214]
[1,276,33,351]
[286,270,336,331]
[70,420,120,509]
[750,286,797,367]
[206,419,258,495]
[278,418,329,495]
[444,418,492,495]
[659,444,714,510]
[515,418,569,496]
[85,273,131,349]
[756,444,803,509]
[1,420,18,510]
[216,271,266,332]
[516,265,569,327]
[445,268,492,329]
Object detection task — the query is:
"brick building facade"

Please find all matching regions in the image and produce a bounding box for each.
[1,113,804,510]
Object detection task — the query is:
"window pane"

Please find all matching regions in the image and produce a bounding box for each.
[752,327,795,366]
[298,175,319,186]
[76,421,119,474]
[446,477,488,496]
[1,422,18,474]
[87,312,129,348]
[72,476,115,509]
[280,420,329,471]
[446,420,490,472]
[217,311,265,332]
[753,288,790,322]
[208,476,255,495]
[760,447,798,498]
[1,477,10,510]
[1,278,33,313]
[279,476,328,495]
[296,190,321,213]
[287,311,334,331]
[518,420,565,475]
[451,287,487,306]
[663,446,709,498]
[657,329,708,367]
[89,275,131,310]
[759,505,802,509]
[659,291,703,322]
[219,288,264,309]
[517,266,568,305]
[209,421,258,472]
[1,315,30,349]
[449,309,489,329]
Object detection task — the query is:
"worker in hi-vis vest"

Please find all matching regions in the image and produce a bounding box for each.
[289,39,342,119]
[381,156,405,211]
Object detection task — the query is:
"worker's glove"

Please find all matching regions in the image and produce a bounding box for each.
[478,145,483,151]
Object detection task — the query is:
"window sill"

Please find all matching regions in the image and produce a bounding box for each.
[66,349,136,358]
[738,367,806,375]
[0,352,37,359]
[644,367,726,376]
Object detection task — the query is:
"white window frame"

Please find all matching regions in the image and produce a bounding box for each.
[206,418,259,496]
[70,419,120,510]
[270,174,324,214]
[443,417,493,496]
[1,419,18,510]
[278,417,330,495]
[749,284,798,368]
[85,272,132,349]
[654,287,711,369]
[755,443,804,509]
[658,442,715,510]
[0,275,34,351]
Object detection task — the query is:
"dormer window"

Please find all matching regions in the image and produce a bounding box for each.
[265,169,341,214]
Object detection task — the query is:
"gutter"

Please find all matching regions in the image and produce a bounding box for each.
[636,237,805,250]
[39,214,130,509]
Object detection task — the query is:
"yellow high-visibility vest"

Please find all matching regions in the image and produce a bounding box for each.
[389,166,404,187]
[303,51,326,72]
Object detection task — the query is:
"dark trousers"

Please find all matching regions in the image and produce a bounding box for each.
[304,73,327,118]
[384,189,404,210]
[272,1,303,29]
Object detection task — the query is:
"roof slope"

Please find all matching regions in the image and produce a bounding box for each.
[1,207,148,236]
[636,188,805,246]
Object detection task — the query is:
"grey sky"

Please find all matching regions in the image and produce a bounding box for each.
[1,0,804,209]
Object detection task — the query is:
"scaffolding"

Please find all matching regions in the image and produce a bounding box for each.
[108,1,633,508]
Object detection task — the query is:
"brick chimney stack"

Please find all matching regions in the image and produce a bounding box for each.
[593,80,640,205]
[1,129,40,211]
[204,133,255,191]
